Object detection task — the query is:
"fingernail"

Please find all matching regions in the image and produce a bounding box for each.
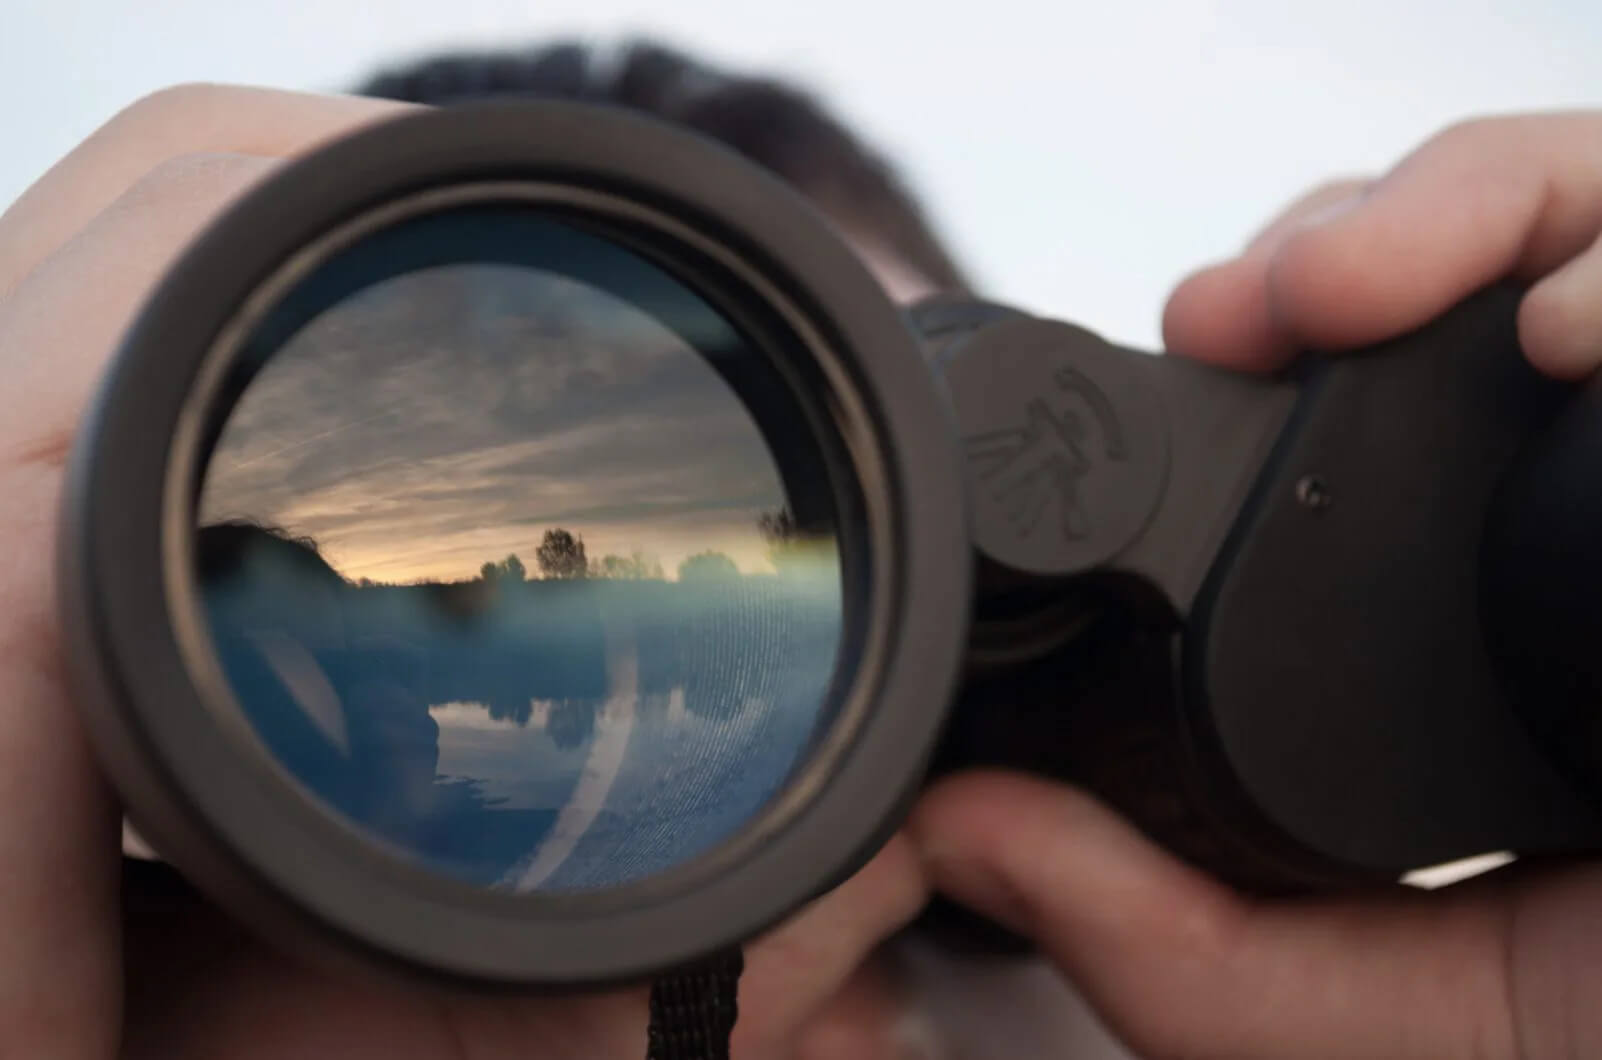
[1295,190,1365,230]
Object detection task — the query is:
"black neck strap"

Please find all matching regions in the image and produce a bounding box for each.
[645,948,744,1060]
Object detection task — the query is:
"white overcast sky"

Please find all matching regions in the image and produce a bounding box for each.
[3,0,1598,349]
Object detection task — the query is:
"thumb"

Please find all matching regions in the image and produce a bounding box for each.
[908,771,1516,1060]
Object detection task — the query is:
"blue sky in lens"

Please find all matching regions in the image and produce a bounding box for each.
[5,1,1600,350]
[200,264,791,584]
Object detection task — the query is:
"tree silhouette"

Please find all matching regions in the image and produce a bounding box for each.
[536,529,588,579]
[678,550,739,582]
[752,509,807,573]
[479,553,527,583]
[591,551,664,580]
[757,506,833,572]
[547,698,596,750]
[757,508,798,546]
[486,696,533,726]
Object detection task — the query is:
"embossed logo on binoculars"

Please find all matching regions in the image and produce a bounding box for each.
[965,366,1128,542]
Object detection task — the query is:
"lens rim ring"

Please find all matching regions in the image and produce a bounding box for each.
[59,100,971,988]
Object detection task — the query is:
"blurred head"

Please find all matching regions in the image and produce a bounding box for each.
[354,38,970,304]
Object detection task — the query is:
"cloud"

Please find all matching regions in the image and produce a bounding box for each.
[201,260,802,583]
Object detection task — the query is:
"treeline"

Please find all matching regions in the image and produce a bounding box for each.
[199,513,841,738]
[470,528,736,586]
[354,509,823,589]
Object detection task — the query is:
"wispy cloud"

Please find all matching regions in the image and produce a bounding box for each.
[201,264,792,583]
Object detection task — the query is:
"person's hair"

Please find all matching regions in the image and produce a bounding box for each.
[196,520,345,588]
[353,39,971,293]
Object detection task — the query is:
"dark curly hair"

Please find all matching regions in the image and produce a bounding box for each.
[196,519,345,587]
[353,38,971,294]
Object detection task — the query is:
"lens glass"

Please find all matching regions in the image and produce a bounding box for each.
[194,203,845,893]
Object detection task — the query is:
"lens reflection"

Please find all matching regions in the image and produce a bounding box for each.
[195,207,844,893]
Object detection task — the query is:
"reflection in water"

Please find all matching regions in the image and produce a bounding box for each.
[199,521,840,891]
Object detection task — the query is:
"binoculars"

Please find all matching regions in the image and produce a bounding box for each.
[59,100,1602,990]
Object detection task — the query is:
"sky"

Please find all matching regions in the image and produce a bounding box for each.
[200,256,793,584]
[4,0,1600,351]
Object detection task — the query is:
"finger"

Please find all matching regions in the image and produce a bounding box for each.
[1,152,281,459]
[1242,178,1372,256]
[733,833,930,1058]
[0,153,276,1058]
[910,772,1516,1060]
[1166,112,1602,371]
[1163,179,1370,370]
[0,83,413,299]
[0,568,121,1060]
[1268,113,1602,351]
[1519,227,1602,378]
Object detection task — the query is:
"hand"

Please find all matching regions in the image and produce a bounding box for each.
[911,112,1602,1060]
[1162,111,1602,379]
[0,83,933,1060]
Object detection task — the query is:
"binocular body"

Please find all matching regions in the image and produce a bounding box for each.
[58,99,1602,990]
